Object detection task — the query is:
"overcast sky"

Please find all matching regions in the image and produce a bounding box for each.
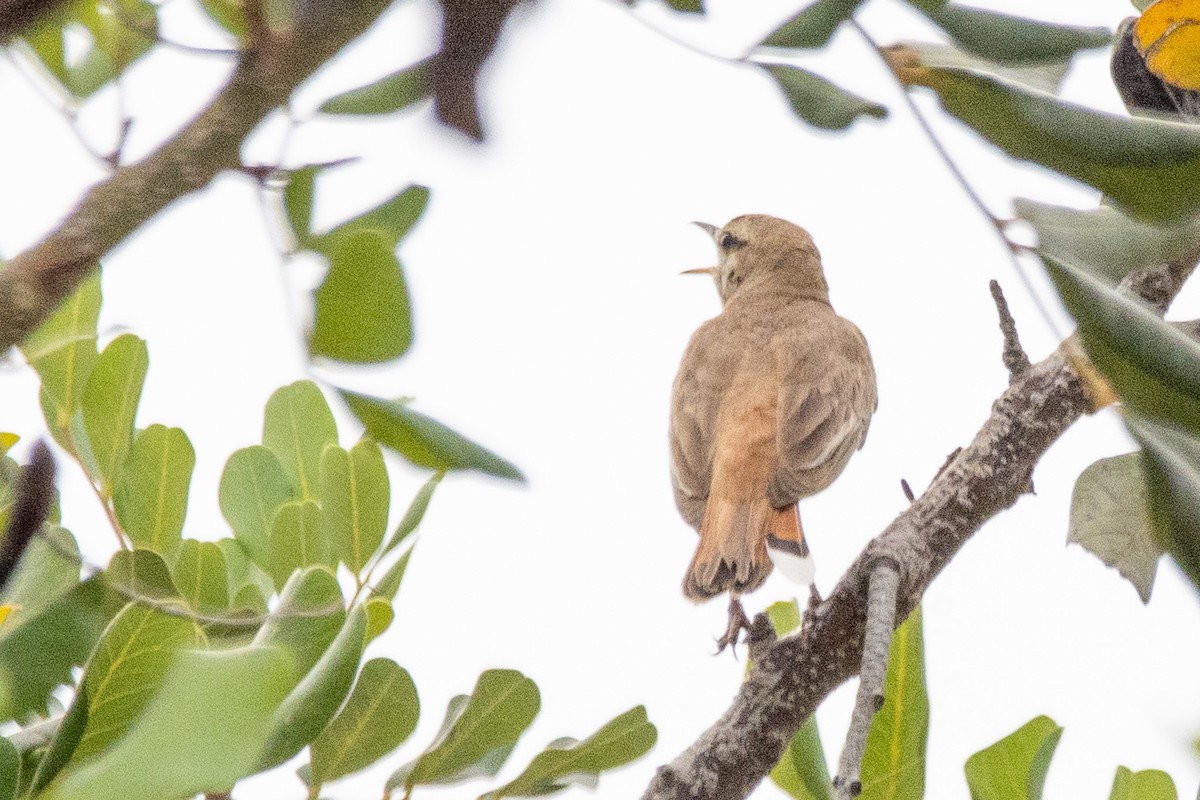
[3,0,1199,798]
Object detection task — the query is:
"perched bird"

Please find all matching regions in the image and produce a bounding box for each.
[669,214,877,651]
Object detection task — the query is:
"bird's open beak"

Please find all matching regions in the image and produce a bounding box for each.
[691,221,719,240]
[681,266,718,277]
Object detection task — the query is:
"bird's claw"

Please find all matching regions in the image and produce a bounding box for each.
[715,596,753,656]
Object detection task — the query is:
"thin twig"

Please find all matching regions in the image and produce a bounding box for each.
[990,279,1031,382]
[899,478,915,503]
[614,0,749,64]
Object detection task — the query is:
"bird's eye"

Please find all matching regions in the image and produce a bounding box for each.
[719,233,740,250]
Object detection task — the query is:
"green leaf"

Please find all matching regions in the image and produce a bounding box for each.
[49,646,294,800]
[20,272,100,439]
[105,549,180,605]
[480,705,656,799]
[762,64,887,130]
[171,540,230,613]
[197,0,245,37]
[113,425,194,559]
[284,166,318,247]
[219,445,296,567]
[1068,453,1160,603]
[372,546,414,600]
[218,539,274,613]
[0,735,18,800]
[73,603,204,761]
[268,499,331,590]
[663,0,703,12]
[904,67,1200,224]
[259,603,367,769]
[341,391,524,480]
[321,439,390,574]
[860,606,928,800]
[310,230,413,363]
[262,381,338,501]
[382,471,443,556]
[253,566,345,680]
[309,658,419,783]
[964,716,1062,800]
[1016,199,1200,282]
[760,0,863,49]
[319,58,432,115]
[313,185,429,250]
[0,526,80,631]
[903,2,1110,64]
[80,334,148,495]
[1126,414,1200,596]
[1108,766,1177,800]
[896,42,1070,95]
[391,669,540,790]
[364,597,394,641]
[0,578,111,723]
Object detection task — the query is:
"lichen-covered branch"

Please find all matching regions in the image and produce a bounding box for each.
[640,262,1193,800]
[0,0,394,351]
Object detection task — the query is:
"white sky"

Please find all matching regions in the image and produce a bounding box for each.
[3,0,1200,798]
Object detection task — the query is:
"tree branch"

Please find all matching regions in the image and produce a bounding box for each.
[640,261,1194,800]
[0,0,394,352]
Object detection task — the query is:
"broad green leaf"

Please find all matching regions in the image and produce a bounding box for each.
[0,734,17,800]
[964,716,1061,800]
[392,669,540,790]
[1126,414,1200,594]
[113,425,194,559]
[480,705,656,799]
[105,549,180,605]
[309,658,419,783]
[382,471,443,556]
[319,58,432,115]
[219,445,296,567]
[762,65,887,130]
[760,0,863,49]
[74,603,204,760]
[860,607,928,800]
[1044,256,1200,431]
[171,540,230,613]
[262,381,338,501]
[341,391,524,480]
[902,1,1110,64]
[268,499,330,590]
[0,526,80,631]
[1068,453,1160,602]
[364,597,394,641]
[259,603,367,769]
[20,272,100,438]
[27,684,87,793]
[197,0,245,37]
[1016,199,1200,281]
[218,538,275,609]
[1108,766,1177,800]
[50,646,294,800]
[0,578,111,722]
[284,166,319,247]
[898,65,1200,223]
[313,185,430,250]
[388,695,468,792]
[372,546,414,600]
[321,439,389,574]
[80,334,148,495]
[253,566,345,680]
[310,229,413,363]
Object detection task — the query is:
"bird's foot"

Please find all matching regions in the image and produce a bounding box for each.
[715,596,752,656]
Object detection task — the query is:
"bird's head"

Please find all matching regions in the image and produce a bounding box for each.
[686,215,828,304]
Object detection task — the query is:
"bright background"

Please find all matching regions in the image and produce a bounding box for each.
[3,0,1200,797]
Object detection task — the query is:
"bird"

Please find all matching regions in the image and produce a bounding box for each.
[669,214,877,652]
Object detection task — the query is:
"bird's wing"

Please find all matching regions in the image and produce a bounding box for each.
[768,315,877,505]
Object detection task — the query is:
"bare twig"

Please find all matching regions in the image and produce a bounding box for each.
[990,279,1031,382]
[899,479,915,503]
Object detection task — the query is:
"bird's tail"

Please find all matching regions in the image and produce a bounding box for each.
[683,497,815,601]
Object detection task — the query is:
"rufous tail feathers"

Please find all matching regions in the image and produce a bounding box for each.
[683,498,815,601]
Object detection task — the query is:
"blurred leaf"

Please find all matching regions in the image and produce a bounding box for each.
[80,334,148,495]
[259,603,367,769]
[218,539,274,612]
[762,64,887,130]
[382,471,443,556]
[1134,0,1200,90]
[364,596,394,641]
[0,435,15,457]
[171,540,230,613]
[284,166,318,247]
[197,0,245,37]
[73,603,204,761]
[663,0,703,11]
[321,439,389,574]
[309,658,419,783]
[319,58,432,115]
[480,705,656,799]
[50,646,294,800]
[373,546,414,600]
[1,526,80,630]
[964,715,1061,800]
[219,445,295,567]
[860,607,928,800]
[391,669,540,790]
[27,686,87,793]
[268,499,330,590]
[342,391,523,480]
[310,230,413,363]
[760,0,862,49]
[253,566,344,680]
[314,185,429,250]
[1108,766,1177,800]
[1068,453,1160,602]
[0,726,17,800]
[894,41,1070,94]
[903,1,1110,64]
[114,425,194,559]
[106,549,180,604]
[1016,199,1200,282]
[893,62,1200,223]
[262,381,338,501]
[20,272,100,439]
